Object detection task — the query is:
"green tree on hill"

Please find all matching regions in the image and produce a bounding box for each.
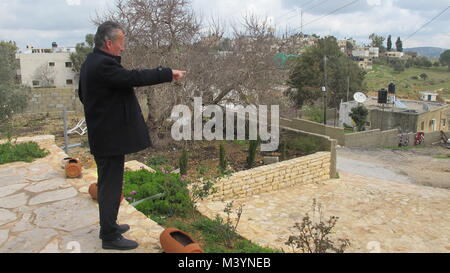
[70,34,94,73]
[387,35,392,51]
[349,105,369,132]
[440,50,450,71]
[369,33,386,53]
[287,36,366,110]
[396,37,403,52]
[0,41,30,124]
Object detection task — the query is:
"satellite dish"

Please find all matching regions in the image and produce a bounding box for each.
[354,92,367,103]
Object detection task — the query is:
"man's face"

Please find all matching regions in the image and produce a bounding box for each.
[104,30,125,56]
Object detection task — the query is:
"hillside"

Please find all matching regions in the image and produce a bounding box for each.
[364,64,450,100]
[404,47,447,58]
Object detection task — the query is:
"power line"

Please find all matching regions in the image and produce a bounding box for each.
[273,0,314,22]
[405,6,450,41]
[281,0,330,23]
[290,0,360,34]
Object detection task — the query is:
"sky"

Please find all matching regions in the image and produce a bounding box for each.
[0,0,449,51]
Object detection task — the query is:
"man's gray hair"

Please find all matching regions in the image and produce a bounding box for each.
[94,21,125,49]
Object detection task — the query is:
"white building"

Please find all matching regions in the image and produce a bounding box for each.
[16,43,77,88]
[352,47,379,59]
[419,91,439,102]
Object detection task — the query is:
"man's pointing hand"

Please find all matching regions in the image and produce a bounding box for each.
[172,70,187,81]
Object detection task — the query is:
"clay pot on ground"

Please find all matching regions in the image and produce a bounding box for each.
[160,228,203,253]
[88,183,124,202]
[65,158,82,178]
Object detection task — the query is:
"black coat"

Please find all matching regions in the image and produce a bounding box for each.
[78,48,173,157]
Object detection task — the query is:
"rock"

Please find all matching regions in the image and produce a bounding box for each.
[264,156,279,165]
[171,169,180,174]
[0,193,29,209]
[124,161,156,173]
[28,188,78,206]
[0,229,9,246]
[11,213,34,233]
[0,209,17,226]
[34,197,98,232]
[0,176,30,187]
[25,172,61,183]
[0,183,28,198]
[0,228,57,253]
[59,225,101,253]
[24,178,70,193]
[39,238,61,253]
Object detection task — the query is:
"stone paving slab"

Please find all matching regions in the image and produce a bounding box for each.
[0,135,166,253]
[198,171,450,253]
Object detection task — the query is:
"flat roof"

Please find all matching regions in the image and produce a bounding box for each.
[348,97,448,115]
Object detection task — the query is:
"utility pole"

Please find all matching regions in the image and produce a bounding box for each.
[300,8,304,34]
[323,55,328,125]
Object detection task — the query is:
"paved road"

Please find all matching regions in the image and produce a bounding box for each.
[337,156,416,184]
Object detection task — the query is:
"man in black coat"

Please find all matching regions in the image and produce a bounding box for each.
[78,21,186,250]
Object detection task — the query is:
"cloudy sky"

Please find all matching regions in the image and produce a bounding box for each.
[0,0,449,51]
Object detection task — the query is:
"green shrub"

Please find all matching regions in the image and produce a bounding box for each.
[287,136,324,155]
[146,155,168,170]
[0,141,49,165]
[246,139,260,169]
[218,144,228,174]
[179,149,188,175]
[123,170,192,217]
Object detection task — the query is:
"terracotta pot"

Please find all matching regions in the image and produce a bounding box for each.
[88,183,124,202]
[65,158,82,178]
[160,228,203,253]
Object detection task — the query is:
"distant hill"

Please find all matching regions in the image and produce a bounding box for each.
[404,47,447,58]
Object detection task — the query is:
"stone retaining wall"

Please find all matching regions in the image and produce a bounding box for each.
[208,152,331,201]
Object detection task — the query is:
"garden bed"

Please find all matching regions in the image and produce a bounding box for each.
[122,169,281,253]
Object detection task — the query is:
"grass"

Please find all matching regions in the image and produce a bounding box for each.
[124,169,282,253]
[364,65,450,100]
[0,141,49,165]
[434,155,450,159]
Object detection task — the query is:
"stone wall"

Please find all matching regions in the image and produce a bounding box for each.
[26,88,83,114]
[208,152,331,201]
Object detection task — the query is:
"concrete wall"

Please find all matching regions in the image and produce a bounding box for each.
[344,129,398,148]
[25,87,83,114]
[207,151,331,201]
[280,117,345,145]
[18,52,77,88]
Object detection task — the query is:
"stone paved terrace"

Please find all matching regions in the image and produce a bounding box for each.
[197,171,450,253]
[0,136,164,253]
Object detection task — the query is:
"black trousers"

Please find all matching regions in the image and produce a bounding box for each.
[94,154,125,241]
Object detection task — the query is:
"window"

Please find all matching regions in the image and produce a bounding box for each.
[421,121,425,131]
[65,62,73,68]
[49,62,55,67]
[443,119,447,127]
[66,79,73,85]
[32,80,40,86]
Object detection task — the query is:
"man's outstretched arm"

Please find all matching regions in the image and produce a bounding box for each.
[98,58,186,88]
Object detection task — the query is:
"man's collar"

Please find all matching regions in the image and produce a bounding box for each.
[93,47,122,63]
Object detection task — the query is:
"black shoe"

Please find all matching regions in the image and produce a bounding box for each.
[102,235,139,250]
[118,224,130,234]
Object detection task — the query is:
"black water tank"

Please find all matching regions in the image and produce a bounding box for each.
[378,89,388,104]
[388,83,396,94]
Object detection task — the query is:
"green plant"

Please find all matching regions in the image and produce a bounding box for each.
[0,141,49,165]
[179,149,188,175]
[190,179,217,219]
[349,105,369,132]
[246,139,260,169]
[218,144,228,174]
[146,155,168,170]
[287,136,324,155]
[303,105,324,123]
[285,199,350,253]
[280,141,288,161]
[196,164,210,175]
[123,170,192,218]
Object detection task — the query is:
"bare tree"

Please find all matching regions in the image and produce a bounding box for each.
[94,0,286,147]
[33,64,55,88]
